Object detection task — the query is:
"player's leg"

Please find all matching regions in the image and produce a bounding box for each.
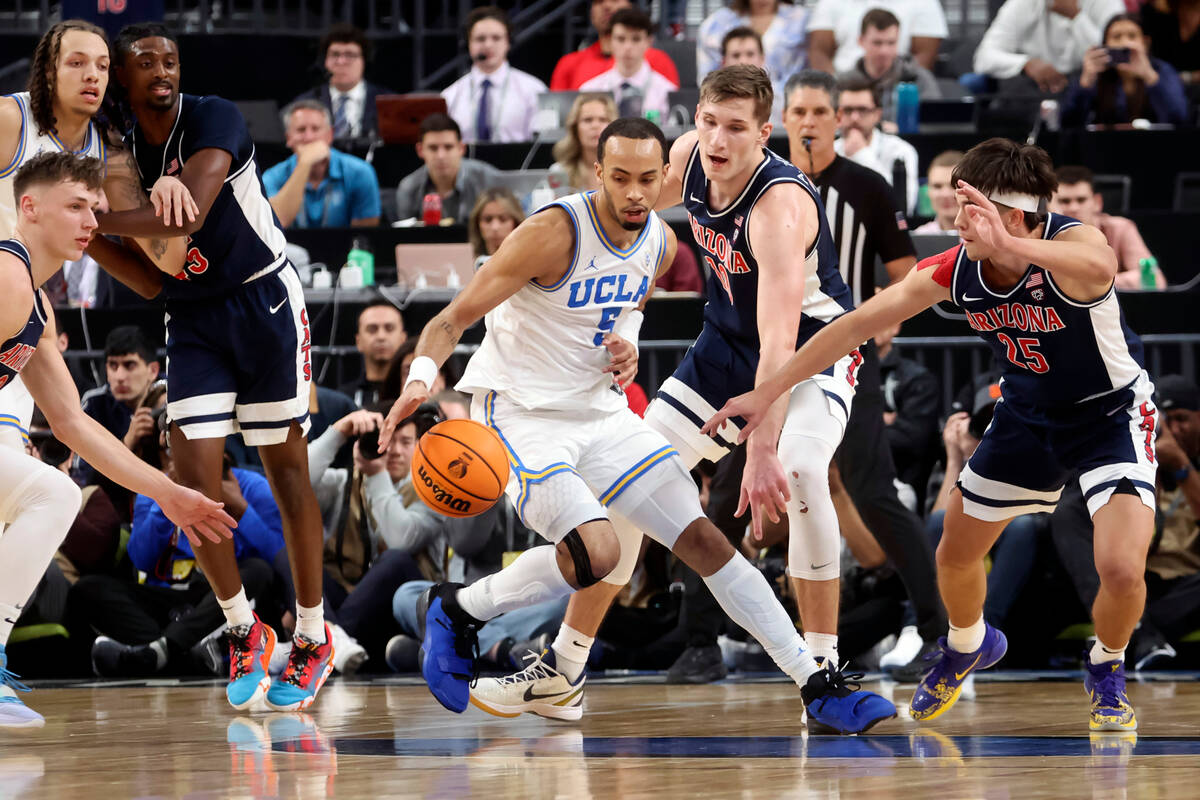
[0,447,80,727]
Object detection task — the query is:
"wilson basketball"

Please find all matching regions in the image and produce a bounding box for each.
[411,419,510,518]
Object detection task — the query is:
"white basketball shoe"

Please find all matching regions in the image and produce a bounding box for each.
[469,649,585,721]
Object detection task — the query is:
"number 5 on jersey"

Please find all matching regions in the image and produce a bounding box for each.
[997,333,1048,373]
[594,307,621,346]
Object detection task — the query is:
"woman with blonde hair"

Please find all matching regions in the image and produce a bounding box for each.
[468,187,525,268]
[549,93,617,193]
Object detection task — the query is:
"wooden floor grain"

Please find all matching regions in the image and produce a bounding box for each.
[2,676,1198,799]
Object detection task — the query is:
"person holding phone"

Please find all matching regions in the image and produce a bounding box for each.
[1063,13,1189,125]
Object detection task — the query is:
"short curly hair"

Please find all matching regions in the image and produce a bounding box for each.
[28,20,108,137]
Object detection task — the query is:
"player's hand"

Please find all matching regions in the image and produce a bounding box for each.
[149,176,199,228]
[297,140,331,169]
[701,388,771,443]
[736,446,791,541]
[379,383,428,452]
[601,333,638,387]
[956,180,1013,251]
[157,484,237,548]
[333,409,383,438]
[123,406,156,451]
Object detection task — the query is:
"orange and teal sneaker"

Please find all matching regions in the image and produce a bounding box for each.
[226,614,277,710]
[265,624,335,712]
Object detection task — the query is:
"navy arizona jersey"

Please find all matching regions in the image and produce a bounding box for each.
[0,240,46,392]
[682,143,853,351]
[132,94,287,300]
[922,213,1144,415]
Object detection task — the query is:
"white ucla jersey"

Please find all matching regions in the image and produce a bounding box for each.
[458,191,667,412]
[0,92,107,238]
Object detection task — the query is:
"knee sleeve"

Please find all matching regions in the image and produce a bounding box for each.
[603,513,644,587]
[607,457,704,551]
[562,529,603,587]
[777,433,841,581]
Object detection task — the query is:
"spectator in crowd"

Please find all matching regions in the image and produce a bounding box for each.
[876,318,940,508]
[1049,165,1166,288]
[913,150,963,234]
[550,93,617,194]
[833,77,920,215]
[808,0,947,74]
[262,100,381,229]
[974,0,1125,94]
[442,6,547,143]
[581,8,679,121]
[837,9,941,124]
[394,114,500,224]
[1062,13,1189,125]
[716,29,782,122]
[468,188,526,269]
[697,2,809,106]
[292,24,389,145]
[550,0,680,90]
[1141,0,1200,85]
[338,300,407,408]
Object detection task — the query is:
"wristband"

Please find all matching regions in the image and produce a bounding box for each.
[405,355,438,390]
[613,309,644,352]
[1174,464,1192,483]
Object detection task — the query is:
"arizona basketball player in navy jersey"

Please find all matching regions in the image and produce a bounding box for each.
[85,24,333,713]
[469,65,889,726]
[708,138,1156,732]
[0,152,231,727]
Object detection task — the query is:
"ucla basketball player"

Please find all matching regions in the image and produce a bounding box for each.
[0,152,233,727]
[86,24,331,712]
[380,116,893,734]
[471,64,866,722]
[707,138,1154,732]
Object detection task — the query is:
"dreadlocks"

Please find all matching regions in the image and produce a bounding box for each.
[27,19,107,137]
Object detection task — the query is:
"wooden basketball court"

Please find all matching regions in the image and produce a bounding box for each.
[3,673,1198,798]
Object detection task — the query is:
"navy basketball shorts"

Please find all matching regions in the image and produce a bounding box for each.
[164,263,312,447]
[958,371,1157,521]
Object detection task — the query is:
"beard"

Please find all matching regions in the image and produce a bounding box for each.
[605,193,647,232]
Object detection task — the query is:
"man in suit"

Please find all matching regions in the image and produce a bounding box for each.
[292,24,391,148]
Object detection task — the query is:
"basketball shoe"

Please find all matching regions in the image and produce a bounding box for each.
[910,624,1007,722]
[1084,654,1137,731]
[416,583,480,713]
[226,613,277,710]
[802,664,897,735]
[470,648,585,721]
[266,623,335,711]
[0,646,42,729]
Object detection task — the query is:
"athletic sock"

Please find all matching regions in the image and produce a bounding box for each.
[217,586,255,631]
[295,602,327,644]
[551,624,593,683]
[457,545,574,622]
[703,555,820,686]
[947,616,986,654]
[1090,638,1126,665]
[806,632,839,668]
[0,601,22,645]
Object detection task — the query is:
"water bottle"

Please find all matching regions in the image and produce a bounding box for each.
[1139,257,1159,289]
[644,109,661,125]
[422,192,442,226]
[346,237,374,286]
[895,82,919,135]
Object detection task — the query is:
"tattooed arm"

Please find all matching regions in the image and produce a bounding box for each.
[102,148,187,275]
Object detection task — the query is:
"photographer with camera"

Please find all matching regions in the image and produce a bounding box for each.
[1063,13,1189,125]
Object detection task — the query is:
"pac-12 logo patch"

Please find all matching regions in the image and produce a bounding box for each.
[447,454,472,480]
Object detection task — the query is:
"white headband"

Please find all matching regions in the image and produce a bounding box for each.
[988,191,1040,213]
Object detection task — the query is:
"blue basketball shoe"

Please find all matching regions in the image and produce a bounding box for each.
[0,645,43,729]
[226,614,277,710]
[1084,654,1137,731]
[801,664,897,735]
[416,583,480,713]
[910,624,1007,722]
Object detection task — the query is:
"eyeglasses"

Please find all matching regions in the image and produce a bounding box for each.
[327,49,363,62]
[840,106,878,116]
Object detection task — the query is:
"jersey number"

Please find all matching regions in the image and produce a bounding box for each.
[997,333,1049,373]
[184,247,209,276]
[594,307,621,346]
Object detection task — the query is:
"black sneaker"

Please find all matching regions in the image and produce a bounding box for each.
[506,633,551,670]
[385,634,421,673]
[885,639,941,682]
[1131,628,1177,672]
[91,636,159,677]
[666,644,728,684]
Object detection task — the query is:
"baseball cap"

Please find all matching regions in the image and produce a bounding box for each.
[1156,374,1200,412]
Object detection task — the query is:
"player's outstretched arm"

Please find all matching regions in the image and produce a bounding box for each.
[21,313,236,547]
[378,207,576,448]
[703,258,951,442]
[96,148,232,238]
[653,131,695,212]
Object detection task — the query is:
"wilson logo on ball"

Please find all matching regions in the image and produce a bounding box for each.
[416,464,472,514]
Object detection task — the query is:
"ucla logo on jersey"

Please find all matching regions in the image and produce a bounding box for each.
[566,273,650,308]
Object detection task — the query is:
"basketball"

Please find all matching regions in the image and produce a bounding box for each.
[411,419,510,518]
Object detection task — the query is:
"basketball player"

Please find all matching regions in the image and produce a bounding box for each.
[86,24,332,712]
[471,64,866,720]
[705,138,1153,731]
[380,116,893,733]
[0,19,190,453]
[0,152,234,727]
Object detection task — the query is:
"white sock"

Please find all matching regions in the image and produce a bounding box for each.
[551,624,593,683]
[806,632,839,667]
[217,586,255,630]
[703,555,820,687]
[947,616,986,654]
[1090,638,1125,665]
[457,545,574,622]
[296,602,327,644]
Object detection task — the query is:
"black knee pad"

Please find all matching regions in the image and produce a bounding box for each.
[562,528,600,588]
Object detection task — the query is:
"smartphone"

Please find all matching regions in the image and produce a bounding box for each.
[1107,47,1131,64]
